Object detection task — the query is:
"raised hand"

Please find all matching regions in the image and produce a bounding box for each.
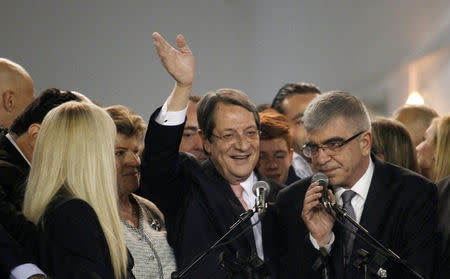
[153,32,195,88]
[301,182,335,247]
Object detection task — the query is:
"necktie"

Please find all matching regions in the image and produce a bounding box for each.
[341,190,357,265]
[230,184,249,211]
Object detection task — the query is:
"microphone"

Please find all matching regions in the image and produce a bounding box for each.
[252,181,270,217]
[311,172,331,211]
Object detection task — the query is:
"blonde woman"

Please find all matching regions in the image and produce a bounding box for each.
[23,101,129,279]
[416,115,450,182]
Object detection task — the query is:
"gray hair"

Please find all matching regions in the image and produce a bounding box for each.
[303,91,371,133]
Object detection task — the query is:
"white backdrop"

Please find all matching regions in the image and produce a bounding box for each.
[1,0,449,120]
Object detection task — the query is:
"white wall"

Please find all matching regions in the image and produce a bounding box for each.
[1,0,449,120]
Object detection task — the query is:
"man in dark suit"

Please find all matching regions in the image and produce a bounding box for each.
[276,91,438,279]
[0,224,45,279]
[0,89,87,250]
[138,33,282,278]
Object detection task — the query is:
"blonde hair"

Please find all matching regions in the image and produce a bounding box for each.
[23,101,127,278]
[433,115,450,182]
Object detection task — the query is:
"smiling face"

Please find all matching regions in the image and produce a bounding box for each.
[115,133,143,197]
[306,116,372,188]
[257,138,293,184]
[202,103,260,184]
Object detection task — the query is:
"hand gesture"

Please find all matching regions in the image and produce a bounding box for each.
[152,32,195,88]
[301,182,335,247]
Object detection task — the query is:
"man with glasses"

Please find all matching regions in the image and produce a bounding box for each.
[276,91,438,279]
[138,33,283,278]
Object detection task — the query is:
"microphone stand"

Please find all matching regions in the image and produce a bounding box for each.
[329,203,428,279]
[171,207,257,278]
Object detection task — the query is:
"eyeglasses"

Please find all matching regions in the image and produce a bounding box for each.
[211,129,261,143]
[301,131,365,158]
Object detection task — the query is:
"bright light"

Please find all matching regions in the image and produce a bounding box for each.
[406,91,424,105]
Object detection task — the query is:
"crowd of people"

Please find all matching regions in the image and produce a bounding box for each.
[0,33,448,279]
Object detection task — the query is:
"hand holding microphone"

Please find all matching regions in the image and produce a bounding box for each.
[301,173,335,247]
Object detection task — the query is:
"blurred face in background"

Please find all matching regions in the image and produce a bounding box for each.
[115,133,143,196]
[257,137,293,184]
[180,101,207,161]
[281,93,319,153]
[416,124,436,179]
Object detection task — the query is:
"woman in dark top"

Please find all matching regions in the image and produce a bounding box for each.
[22,101,129,278]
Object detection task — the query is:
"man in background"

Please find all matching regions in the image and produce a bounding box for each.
[271,83,320,178]
[179,95,207,161]
[0,58,35,128]
[257,109,300,185]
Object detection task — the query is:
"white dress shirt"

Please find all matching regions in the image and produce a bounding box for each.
[156,101,265,260]
[10,264,45,279]
[292,152,313,179]
[310,159,375,251]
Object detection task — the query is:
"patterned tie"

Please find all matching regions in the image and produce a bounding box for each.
[341,190,357,265]
[230,184,249,211]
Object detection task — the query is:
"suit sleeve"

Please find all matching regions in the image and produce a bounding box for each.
[0,172,38,256]
[40,199,115,279]
[138,107,191,224]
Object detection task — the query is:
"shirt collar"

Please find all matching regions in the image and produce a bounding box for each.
[335,158,374,203]
[5,133,31,166]
[240,171,257,196]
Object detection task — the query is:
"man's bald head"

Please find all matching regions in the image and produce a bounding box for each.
[0,58,35,128]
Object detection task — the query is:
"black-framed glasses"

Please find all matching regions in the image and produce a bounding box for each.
[301,131,365,158]
[211,129,261,143]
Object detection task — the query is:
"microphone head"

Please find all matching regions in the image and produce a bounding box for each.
[252,181,270,198]
[311,172,328,187]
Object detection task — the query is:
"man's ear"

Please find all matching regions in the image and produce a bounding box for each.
[2,90,15,112]
[360,131,372,156]
[198,129,211,154]
[27,123,41,149]
[288,148,294,165]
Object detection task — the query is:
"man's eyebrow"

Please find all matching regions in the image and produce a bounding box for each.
[322,137,345,144]
[305,137,345,146]
[183,126,198,131]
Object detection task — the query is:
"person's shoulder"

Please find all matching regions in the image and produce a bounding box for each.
[43,195,98,228]
[377,160,435,191]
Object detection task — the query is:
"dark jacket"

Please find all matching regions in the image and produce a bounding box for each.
[276,156,439,279]
[435,175,450,279]
[37,188,135,279]
[0,130,37,253]
[0,223,31,278]
[138,108,283,279]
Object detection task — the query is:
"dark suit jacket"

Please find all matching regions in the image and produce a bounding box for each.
[285,166,301,185]
[0,223,30,278]
[138,108,283,279]
[36,189,118,279]
[435,176,450,279]
[276,156,438,279]
[0,131,37,252]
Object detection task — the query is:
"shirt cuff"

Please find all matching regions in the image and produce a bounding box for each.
[10,263,46,279]
[309,232,334,253]
[155,100,187,126]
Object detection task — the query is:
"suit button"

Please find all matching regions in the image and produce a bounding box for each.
[149,255,155,261]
